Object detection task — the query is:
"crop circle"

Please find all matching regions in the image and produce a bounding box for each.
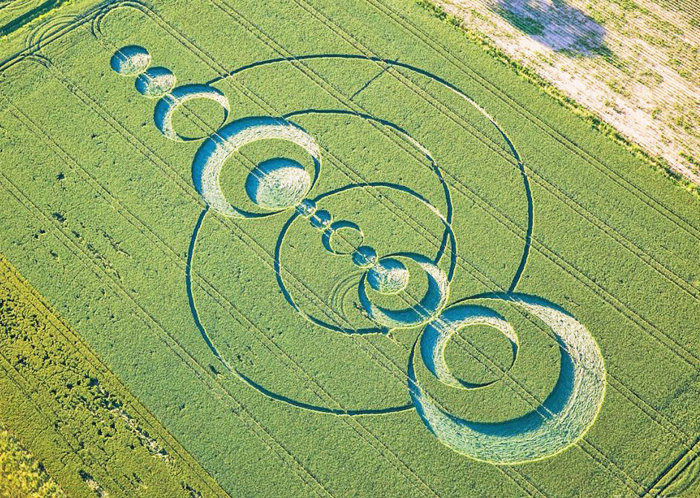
[192,117,320,218]
[190,57,530,415]
[322,221,364,255]
[110,45,150,75]
[135,67,175,97]
[367,258,409,294]
[245,158,311,210]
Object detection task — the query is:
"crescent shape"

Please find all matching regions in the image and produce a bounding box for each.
[191,117,321,218]
[420,305,518,389]
[358,253,449,330]
[409,294,606,464]
[154,84,230,141]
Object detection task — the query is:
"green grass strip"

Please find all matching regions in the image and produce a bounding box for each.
[0,0,69,37]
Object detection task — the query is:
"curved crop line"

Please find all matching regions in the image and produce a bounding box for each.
[187,209,416,415]
[32,49,431,492]
[274,2,700,306]
[24,12,74,51]
[191,115,322,219]
[185,207,414,415]
[272,181,457,335]
[281,110,457,277]
[185,205,230,370]
[409,293,607,466]
[6,38,660,490]
[0,172,332,498]
[8,54,429,497]
[234,370,414,416]
[210,50,699,307]
[34,3,684,482]
[212,58,531,291]
[282,108,455,232]
[5,4,688,486]
[362,0,700,240]
[213,54,697,367]
[509,153,534,293]
[186,201,411,414]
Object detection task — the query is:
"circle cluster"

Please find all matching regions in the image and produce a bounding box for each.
[111,46,176,98]
[112,49,607,465]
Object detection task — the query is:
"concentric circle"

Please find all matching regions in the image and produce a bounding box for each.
[359,253,449,329]
[245,158,311,210]
[188,57,533,416]
[420,305,518,389]
[409,294,606,464]
[367,258,410,294]
[192,116,320,218]
[275,183,456,335]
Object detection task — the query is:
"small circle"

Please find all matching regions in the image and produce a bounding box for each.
[351,246,377,268]
[296,199,317,217]
[110,46,150,75]
[245,158,311,210]
[359,253,448,329]
[310,210,332,230]
[322,221,364,255]
[367,258,409,294]
[135,67,176,97]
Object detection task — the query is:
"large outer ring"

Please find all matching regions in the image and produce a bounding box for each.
[409,294,606,464]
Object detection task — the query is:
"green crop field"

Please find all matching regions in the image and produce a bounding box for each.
[0,0,698,496]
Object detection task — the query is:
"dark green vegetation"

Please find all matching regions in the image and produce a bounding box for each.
[0,0,71,37]
[0,254,228,496]
[0,0,698,496]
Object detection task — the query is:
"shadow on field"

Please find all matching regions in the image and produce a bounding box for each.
[490,0,609,57]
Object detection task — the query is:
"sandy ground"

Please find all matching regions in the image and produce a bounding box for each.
[433,0,700,184]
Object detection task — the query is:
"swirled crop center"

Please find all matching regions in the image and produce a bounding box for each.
[409,294,605,464]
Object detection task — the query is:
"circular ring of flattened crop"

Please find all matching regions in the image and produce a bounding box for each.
[192,116,321,218]
[154,84,230,141]
[409,294,606,464]
[275,183,456,335]
[420,305,518,389]
[359,253,449,330]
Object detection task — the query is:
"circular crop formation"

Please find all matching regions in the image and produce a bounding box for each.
[120,51,609,463]
[410,294,605,464]
[245,158,311,210]
[110,45,151,75]
[367,258,409,294]
[135,67,176,97]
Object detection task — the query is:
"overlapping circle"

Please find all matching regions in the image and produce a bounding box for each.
[130,52,608,462]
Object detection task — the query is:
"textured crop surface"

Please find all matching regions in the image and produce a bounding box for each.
[0,0,698,496]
